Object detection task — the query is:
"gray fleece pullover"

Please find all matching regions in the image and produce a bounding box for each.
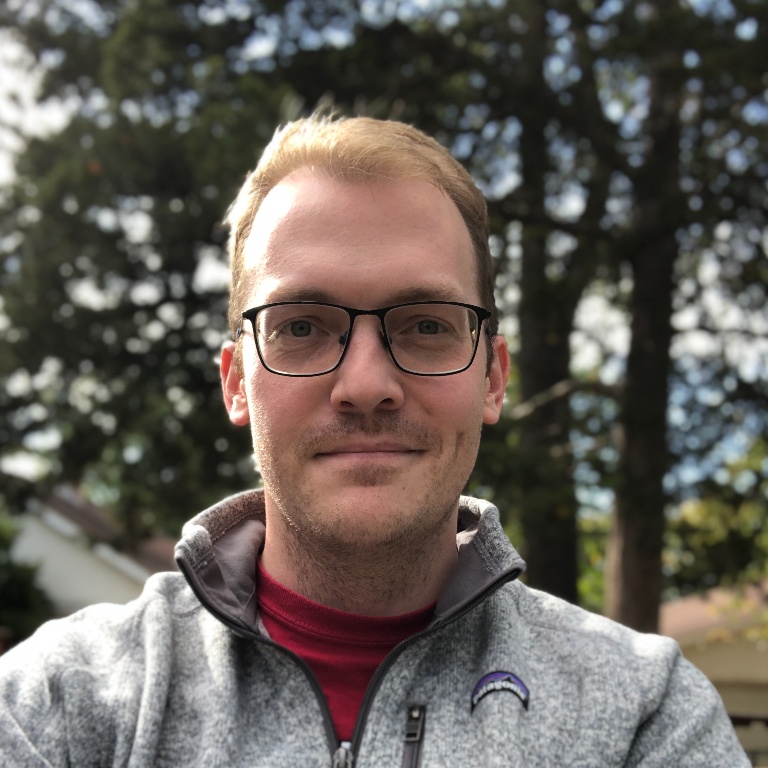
[0,491,749,767]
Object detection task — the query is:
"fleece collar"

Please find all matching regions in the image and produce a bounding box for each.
[174,490,525,635]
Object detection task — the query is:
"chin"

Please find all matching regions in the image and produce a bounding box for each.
[312,514,420,553]
[320,486,452,538]
[323,486,408,517]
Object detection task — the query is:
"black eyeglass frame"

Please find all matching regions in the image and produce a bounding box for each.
[237,300,492,377]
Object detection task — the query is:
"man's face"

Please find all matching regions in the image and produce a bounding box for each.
[221,171,508,555]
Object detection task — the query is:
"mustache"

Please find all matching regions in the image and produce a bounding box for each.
[299,413,440,454]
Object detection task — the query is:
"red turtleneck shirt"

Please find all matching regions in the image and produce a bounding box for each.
[257,563,435,741]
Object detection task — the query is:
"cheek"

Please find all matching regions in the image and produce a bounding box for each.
[246,372,322,442]
[412,385,485,474]
[419,376,487,430]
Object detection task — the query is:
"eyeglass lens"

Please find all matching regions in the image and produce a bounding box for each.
[253,303,480,375]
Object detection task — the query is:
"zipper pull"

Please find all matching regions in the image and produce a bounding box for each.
[402,705,426,768]
[332,741,354,768]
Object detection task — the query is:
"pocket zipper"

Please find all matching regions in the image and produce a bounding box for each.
[401,705,426,768]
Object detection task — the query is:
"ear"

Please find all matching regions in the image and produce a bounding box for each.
[220,341,250,426]
[482,335,510,425]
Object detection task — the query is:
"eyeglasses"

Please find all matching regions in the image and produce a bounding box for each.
[238,301,491,377]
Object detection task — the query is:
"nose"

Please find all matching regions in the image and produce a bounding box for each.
[329,316,405,414]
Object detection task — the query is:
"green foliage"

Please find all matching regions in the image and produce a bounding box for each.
[1,0,292,536]
[578,514,610,615]
[469,414,524,543]
[0,511,54,646]
[0,0,767,618]
[665,437,768,596]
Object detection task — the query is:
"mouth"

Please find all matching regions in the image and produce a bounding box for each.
[315,440,427,461]
[302,418,438,465]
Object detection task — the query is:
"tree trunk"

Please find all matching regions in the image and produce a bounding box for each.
[605,236,675,631]
[515,2,578,604]
[518,290,579,604]
[605,8,684,630]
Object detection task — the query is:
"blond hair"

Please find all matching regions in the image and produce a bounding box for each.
[225,115,498,360]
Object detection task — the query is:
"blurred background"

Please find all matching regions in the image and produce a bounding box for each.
[0,0,766,760]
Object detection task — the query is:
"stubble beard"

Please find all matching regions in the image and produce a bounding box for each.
[255,412,481,613]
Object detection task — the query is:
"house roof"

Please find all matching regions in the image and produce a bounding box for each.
[40,486,123,543]
[30,485,178,575]
[660,580,768,647]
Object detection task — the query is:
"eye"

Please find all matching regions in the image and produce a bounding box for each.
[288,319,314,337]
[415,319,443,335]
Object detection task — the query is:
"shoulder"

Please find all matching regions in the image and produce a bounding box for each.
[0,573,212,759]
[0,571,202,679]
[508,582,674,647]
[494,580,685,685]
[497,583,743,746]
[479,583,748,764]
[0,574,237,765]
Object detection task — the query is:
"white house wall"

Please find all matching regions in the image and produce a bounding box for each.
[11,514,149,616]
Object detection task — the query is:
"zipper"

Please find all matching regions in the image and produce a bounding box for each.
[332,741,354,768]
[179,556,521,768]
[176,560,341,759]
[346,567,522,758]
[401,705,426,768]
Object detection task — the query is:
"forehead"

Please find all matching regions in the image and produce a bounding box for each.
[240,171,478,307]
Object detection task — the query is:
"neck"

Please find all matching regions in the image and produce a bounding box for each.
[260,506,459,616]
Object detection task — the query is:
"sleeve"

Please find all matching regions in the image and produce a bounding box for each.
[625,650,751,767]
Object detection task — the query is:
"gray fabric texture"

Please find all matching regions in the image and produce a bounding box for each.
[0,491,749,767]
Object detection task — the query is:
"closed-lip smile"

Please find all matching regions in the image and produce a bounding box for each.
[316,440,424,457]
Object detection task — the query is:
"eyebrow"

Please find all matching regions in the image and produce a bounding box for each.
[264,284,467,307]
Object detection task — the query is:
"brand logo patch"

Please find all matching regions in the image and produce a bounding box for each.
[471,671,530,712]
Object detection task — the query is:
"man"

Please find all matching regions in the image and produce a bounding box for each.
[0,115,748,767]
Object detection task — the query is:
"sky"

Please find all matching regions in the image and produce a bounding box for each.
[0,29,73,185]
